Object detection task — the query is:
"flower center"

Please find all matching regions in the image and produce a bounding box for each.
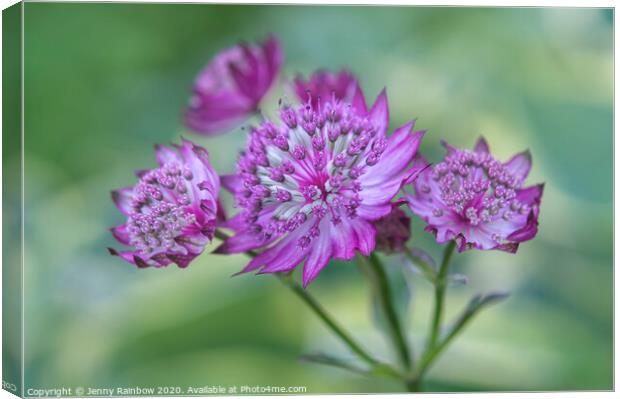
[428,150,529,226]
[235,100,386,247]
[126,162,197,256]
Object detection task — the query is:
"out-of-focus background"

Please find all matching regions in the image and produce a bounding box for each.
[12,3,612,393]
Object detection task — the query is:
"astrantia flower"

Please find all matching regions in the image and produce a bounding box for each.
[293,69,366,112]
[406,138,543,253]
[109,140,220,268]
[374,206,411,254]
[217,91,425,287]
[185,35,283,135]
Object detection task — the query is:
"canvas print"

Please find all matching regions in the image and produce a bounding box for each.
[2,2,614,396]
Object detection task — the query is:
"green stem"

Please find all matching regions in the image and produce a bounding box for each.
[214,229,380,368]
[417,310,474,378]
[275,273,378,366]
[407,240,457,391]
[414,292,506,382]
[357,253,413,372]
[428,241,456,348]
[405,378,421,392]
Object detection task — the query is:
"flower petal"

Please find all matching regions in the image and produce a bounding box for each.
[504,150,532,182]
[214,230,265,254]
[506,185,543,243]
[228,60,255,100]
[506,210,539,242]
[368,89,389,136]
[259,236,310,273]
[348,218,376,256]
[302,231,333,287]
[329,219,358,259]
[516,183,544,206]
[351,83,368,115]
[111,187,134,216]
[218,212,246,232]
[110,224,130,245]
[441,139,458,155]
[494,242,519,253]
[221,174,243,194]
[108,248,157,268]
[241,223,311,274]
[262,34,283,80]
[473,136,490,153]
[359,123,424,206]
[154,144,180,165]
[184,87,254,134]
[166,252,197,269]
[356,203,392,220]
[179,139,220,190]
[374,123,424,181]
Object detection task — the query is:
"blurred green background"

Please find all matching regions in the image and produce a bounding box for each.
[14,3,613,393]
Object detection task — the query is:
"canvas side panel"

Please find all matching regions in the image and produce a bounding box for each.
[2,2,23,397]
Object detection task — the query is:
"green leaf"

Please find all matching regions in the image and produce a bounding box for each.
[368,363,403,380]
[300,353,402,381]
[402,247,437,283]
[446,273,469,287]
[405,247,437,270]
[299,353,369,375]
[450,291,511,339]
[466,292,510,312]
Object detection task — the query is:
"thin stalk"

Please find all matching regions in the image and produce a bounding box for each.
[405,379,421,392]
[417,307,476,378]
[428,241,456,348]
[275,273,378,366]
[413,291,507,382]
[357,253,413,372]
[214,229,382,369]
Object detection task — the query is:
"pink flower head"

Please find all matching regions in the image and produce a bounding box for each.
[185,35,283,135]
[293,69,367,114]
[374,206,411,254]
[109,139,220,268]
[217,90,425,287]
[406,137,543,253]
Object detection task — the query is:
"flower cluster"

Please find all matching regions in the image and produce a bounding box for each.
[105,32,548,394]
[109,35,543,287]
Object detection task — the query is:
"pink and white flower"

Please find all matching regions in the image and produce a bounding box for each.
[217,90,425,286]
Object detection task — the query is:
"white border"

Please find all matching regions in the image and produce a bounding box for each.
[0,2,616,399]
